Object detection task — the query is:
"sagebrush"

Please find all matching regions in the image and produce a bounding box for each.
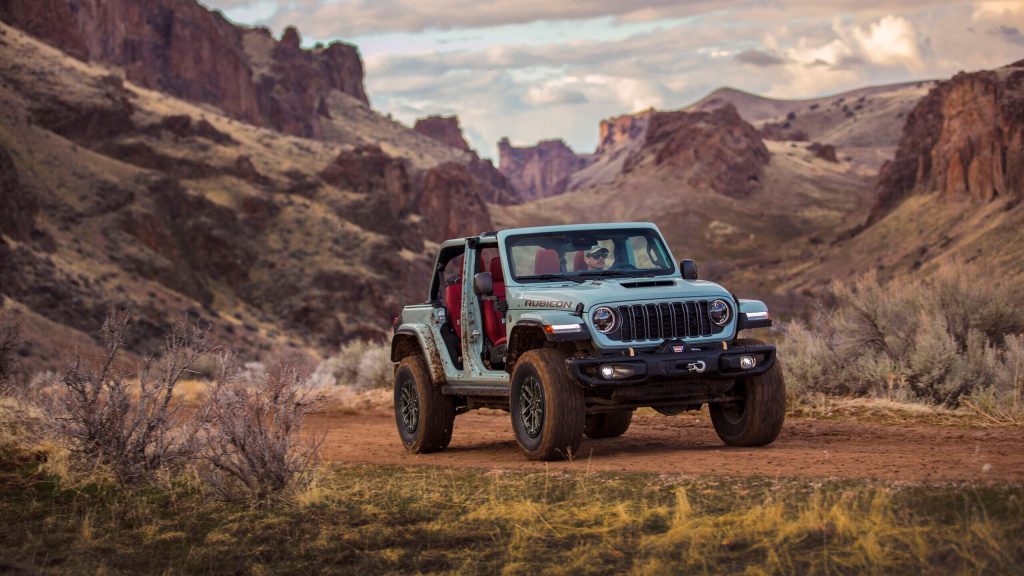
[310,339,391,390]
[47,312,215,483]
[196,355,322,502]
[0,310,24,396]
[781,262,1024,409]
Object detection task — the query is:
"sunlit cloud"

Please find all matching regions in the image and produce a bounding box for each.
[202,1,1023,158]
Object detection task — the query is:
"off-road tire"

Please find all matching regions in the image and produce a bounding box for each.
[510,348,585,461]
[584,410,634,439]
[394,354,455,453]
[710,338,785,446]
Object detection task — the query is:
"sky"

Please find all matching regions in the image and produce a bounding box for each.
[202,1,1024,159]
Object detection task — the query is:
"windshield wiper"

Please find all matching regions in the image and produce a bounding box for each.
[519,273,585,284]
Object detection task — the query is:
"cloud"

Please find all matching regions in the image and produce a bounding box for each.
[850,15,922,68]
[202,1,1024,158]
[994,25,1024,45]
[734,49,786,66]
[205,0,727,37]
[973,1,1024,21]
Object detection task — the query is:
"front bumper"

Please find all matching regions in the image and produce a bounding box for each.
[567,342,776,387]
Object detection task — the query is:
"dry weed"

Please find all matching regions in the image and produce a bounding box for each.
[47,312,216,484]
[780,261,1024,411]
[195,355,323,503]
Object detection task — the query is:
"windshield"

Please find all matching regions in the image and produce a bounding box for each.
[505,228,675,283]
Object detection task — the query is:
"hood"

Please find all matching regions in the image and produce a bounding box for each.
[506,278,732,312]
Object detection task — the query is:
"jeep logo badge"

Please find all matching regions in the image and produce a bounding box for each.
[685,361,706,373]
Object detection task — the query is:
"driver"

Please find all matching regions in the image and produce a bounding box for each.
[583,247,609,270]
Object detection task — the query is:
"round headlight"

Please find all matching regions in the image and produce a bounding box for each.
[592,306,618,333]
[709,299,730,326]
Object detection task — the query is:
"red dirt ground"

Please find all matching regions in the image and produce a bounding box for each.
[310,408,1024,482]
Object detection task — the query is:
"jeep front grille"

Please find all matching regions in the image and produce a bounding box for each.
[612,300,719,342]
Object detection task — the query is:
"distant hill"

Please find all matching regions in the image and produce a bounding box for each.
[497,64,1024,317]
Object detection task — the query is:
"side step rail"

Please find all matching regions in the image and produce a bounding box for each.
[441,384,510,397]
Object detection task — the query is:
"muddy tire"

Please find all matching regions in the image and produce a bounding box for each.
[710,339,785,446]
[394,355,455,453]
[584,410,634,439]
[510,348,585,461]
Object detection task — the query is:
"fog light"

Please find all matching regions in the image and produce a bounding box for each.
[597,363,646,380]
[739,355,756,369]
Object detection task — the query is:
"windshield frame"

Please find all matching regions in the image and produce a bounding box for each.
[503,227,677,284]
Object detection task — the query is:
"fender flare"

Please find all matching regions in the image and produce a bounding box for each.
[391,324,446,385]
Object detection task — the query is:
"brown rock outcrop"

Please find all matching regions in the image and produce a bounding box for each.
[419,163,494,241]
[0,0,368,137]
[807,142,838,162]
[872,60,1024,220]
[252,26,367,138]
[498,138,588,201]
[319,147,494,242]
[597,112,651,157]
[413,115,472,152]
[624,104,770,198]
[413,114,519,204]
[0,145,37,242]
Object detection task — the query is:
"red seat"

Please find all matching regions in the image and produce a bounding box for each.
[482,256,507,346]
[534,249,560,274]
[444,278,462,338]
[573,251,587,272]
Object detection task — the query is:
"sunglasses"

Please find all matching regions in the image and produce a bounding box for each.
[586,253,607,259]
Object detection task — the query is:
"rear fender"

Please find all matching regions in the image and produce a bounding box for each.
[391,324,446,385]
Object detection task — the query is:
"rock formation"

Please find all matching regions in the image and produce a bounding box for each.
[872,60,1024,221]
[597,112,651,157]
[0,145,37,242]
[807,142,838,163]
[413,114,519,204]
[497,138,588,201]
[413,115,472,152]
[319,146,493,241]
[624,105,770,198]
[0,0,368,137]
[419,163,494,241]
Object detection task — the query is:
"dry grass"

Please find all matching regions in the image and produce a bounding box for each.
[787,395,1024,428]
[0,435,1021,575]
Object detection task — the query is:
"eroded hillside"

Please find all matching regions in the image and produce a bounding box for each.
[0,20,500,369]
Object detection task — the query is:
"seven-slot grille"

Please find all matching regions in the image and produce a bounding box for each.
[612,301,717,342]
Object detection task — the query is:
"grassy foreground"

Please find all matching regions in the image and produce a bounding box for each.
[1,444,1022,575]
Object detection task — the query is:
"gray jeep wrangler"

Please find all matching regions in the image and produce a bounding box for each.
[391,222,784,461]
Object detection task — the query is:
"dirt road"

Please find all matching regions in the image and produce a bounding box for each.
[311,408,1024,482]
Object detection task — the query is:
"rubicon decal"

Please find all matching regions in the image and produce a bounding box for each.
[525,299,575,309]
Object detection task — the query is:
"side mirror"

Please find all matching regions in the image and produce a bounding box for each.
[680,259,698,280]
[473,272,493,296]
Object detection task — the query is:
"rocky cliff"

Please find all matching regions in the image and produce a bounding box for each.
[0,0,368,138]
[560,105,768,198]
[623,105,769,198]
[871,60,1024,221]
[413,115,472,152]
[0,21,429,368]
[497,138,588,201]
[413,114,519,204]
